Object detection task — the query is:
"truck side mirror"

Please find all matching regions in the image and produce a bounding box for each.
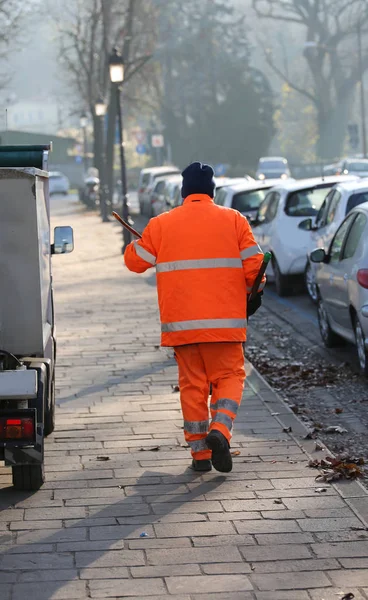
[52,226,74,254]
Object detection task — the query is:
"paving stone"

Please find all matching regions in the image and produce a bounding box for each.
[222,499,286,512]
[192,534,255,547]
[128,537,192,550]
[250,571,330,590]
[131,564,201,577]
[202,562,252,575]
[309,589,366,600]
[15,527,87,544]
[250,558,340,573]
[89,578,167,597]
[254,594,310,600]
[234,519,300,534]
[24,507,86,520]
[240,544,312,561]
[312,541,368,558]
[18,569,79,582]
[89,524,155,541]
[151,501,222,514]
[0,585,11,600]
[254,532,315,545]
[328,568,368,586]
[165,574,253,594]
[75,549,145,568]
[10,520,63,530]
[12,581,87,600]
[297,516,363,532]
[1,552,74,570]
[79,567,129,579]
[146,546,242,566]
[153,522,235,538]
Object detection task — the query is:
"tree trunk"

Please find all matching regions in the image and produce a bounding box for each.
[316,89,355,161]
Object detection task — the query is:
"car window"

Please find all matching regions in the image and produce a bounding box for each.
[142,173,150,186]
[326,191,341,224]
[315,190,334,227]
[155,181,165,193]
[346,191,368,214]
[345,161,368,172]
[329,213,356,263]
[342,213,367,260]
[285,185,333,217]
[215,188,227,206]
[232,189,267,213]
[265,192,280,222]
[258,192,273,222]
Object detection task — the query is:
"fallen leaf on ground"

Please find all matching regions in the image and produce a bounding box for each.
[283,426,292,433]
[274,499,282,504]
[341,593,355,600]
[231,450,241,456]
[324,425,348,434]
[350,526,368,531]
[139,446,160,452]
[315,487,327,493]
[335,408,343,414]
[172,385,180,392]
[96,456,110,461]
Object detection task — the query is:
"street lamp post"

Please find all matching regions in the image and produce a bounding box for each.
[109,47,131,253]
[95,97,109,222]
[80,113,88,175]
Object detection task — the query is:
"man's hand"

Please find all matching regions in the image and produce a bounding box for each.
[247,291,263,317]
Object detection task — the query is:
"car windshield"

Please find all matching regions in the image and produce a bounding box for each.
[232,189,268,213]
[285,185,334,217]
[346,161,368,171]
[346,191,368,213]
[259,160,287,169]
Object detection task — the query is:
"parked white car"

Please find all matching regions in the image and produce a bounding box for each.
[310,203,368,376]
[338,158,368,178]
[138,166,180,216]
[215,180,283,222]
[253,176,357,296]
[301,180,368,302]
[49,171,69,195]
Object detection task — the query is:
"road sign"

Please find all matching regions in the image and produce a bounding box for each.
[136,144,147,155]
[135,130,146,144]
[151,134,164,148]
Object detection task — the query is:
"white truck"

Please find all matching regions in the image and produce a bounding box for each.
[0,145,74,490]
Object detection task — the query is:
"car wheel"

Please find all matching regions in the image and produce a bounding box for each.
[317,296,342,347]
[354,316,368,377]
[305,261,318,304]
[273,257,290,297]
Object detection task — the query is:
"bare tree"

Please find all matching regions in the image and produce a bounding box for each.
[0,1,32,89]
[52,0,155,186]
[253,0,368,160]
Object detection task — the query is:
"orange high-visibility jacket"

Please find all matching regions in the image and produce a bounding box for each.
[124,194,265,347]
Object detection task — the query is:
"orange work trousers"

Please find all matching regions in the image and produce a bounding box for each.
[174,342,245,460]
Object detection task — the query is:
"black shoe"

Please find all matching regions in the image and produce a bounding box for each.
[205,430,232,473]
[191,459,212,472]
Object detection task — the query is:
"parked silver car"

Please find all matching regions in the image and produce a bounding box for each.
[138,166,180,216]
[49,171,69,195]
[310,202,368,376]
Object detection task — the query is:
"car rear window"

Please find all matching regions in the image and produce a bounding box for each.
[141,173,150,186]
[285,185,333,217]
[232,190,267,213]
[346,161,368,172]
[153,170,179,180]
[346,191,368,214]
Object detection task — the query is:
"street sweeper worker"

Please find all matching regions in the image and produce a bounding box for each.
[124,162,265,473]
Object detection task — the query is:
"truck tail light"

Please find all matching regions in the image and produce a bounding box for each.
[0,417,35,441]
[357,269,368,289]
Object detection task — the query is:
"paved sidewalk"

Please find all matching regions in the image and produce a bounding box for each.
[1,196,368,600]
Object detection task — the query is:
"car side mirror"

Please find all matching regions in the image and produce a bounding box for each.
[298,218,312,231]
[310,248,326,263]
[52,226,74,255]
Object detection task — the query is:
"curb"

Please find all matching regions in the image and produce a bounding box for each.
[245,359,368,527]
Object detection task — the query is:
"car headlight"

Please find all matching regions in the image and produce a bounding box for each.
[258,173,265,180]
[281,173,288,180]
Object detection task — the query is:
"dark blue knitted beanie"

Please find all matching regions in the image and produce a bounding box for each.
[181,162,216,199]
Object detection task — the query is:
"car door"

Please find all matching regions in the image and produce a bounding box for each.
[322,190,342,247]
[333,212,368,331]
[320,213,357,324]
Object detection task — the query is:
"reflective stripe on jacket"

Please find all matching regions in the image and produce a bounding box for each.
[124,194,265,346]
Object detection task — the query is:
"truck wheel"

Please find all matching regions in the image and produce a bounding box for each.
[12,464,45,491]
[44,372,55,437]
